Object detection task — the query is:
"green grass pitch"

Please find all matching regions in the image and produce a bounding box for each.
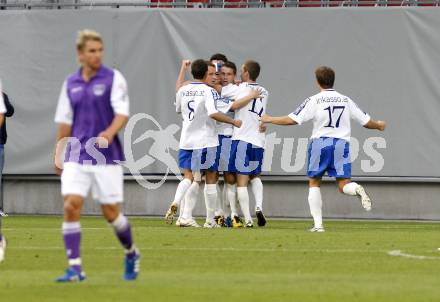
[0,216,439,302]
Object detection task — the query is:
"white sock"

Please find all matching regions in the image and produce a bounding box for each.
[251,178,263,212]
[222,184,231,217]
[342,182,359,196]
[111,214,129,232]
[237,187,252,223]
[214,183,224,217]
[179,197,185,219]
[204,184,217,223]
[308,187,323,228]
[182,182,200,220]
[62,221,81,232]
[226,184,238,217]
[173,178,192,206]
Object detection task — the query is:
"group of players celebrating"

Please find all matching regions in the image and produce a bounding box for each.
[165,53,387,232]
[0,29,386,282]
[165,54,269,229]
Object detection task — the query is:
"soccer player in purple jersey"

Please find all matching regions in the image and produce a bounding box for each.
[53,30,139,282]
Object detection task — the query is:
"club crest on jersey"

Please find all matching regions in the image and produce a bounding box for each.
[211,90,222,101]
[93,84,106,96]
[219,97,232,104]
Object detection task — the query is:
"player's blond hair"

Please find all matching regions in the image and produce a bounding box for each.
[76,29,103,51]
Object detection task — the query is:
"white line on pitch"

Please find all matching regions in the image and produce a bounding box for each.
[387,250,440,260]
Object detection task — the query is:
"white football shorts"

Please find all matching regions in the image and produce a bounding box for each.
[61,162,124,204]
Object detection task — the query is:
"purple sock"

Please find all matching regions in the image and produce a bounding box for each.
[118,226,136,258]
[112,214,135,258]
[62,222,82,273]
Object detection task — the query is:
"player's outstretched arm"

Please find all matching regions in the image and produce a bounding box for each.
[260,114,298,126]
[229,88,263,111]
[175,60,191,93]
[363,119,386,131]
[209,112,242,128]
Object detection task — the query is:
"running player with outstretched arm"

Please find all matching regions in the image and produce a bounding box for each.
[261,66,386,232]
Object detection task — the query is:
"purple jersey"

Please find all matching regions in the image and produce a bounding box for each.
[55,65,130,165]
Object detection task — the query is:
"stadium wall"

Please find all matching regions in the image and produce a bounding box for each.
[4,177,440,220]
[0,9,439,218]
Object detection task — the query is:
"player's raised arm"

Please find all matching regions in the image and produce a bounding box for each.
[175,60,191,92]
[229,88,264,111]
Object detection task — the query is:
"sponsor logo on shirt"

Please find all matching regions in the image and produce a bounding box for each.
[70,86,83,94]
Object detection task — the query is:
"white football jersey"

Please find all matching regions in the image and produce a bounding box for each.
[231,82,269,148]
[221,83,241,98]
[176,82,220,150]
[216,83,240,136]
[288,89,370,142]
